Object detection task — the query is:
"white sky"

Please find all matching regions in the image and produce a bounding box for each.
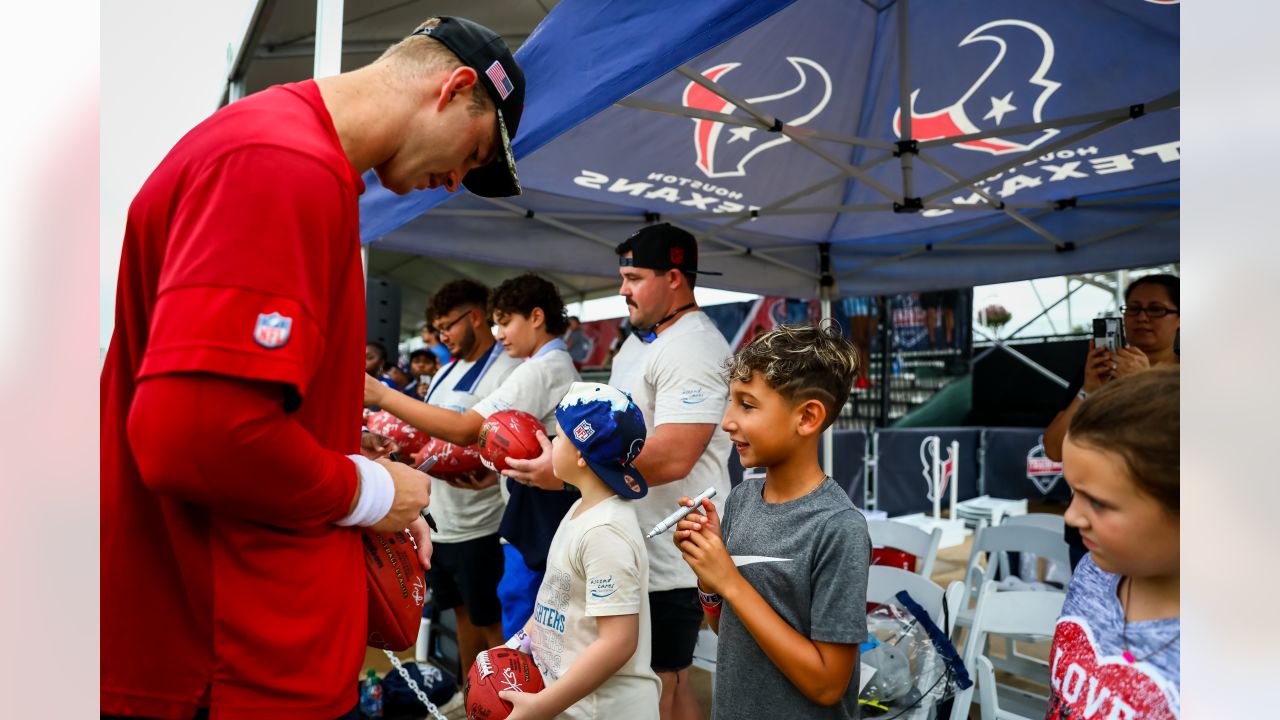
[101,0,258,349]
[100,1,1150,347]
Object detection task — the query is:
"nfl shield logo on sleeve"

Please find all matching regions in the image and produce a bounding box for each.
[253,312,292,349]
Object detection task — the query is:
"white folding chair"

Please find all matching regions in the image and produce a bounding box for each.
[959,524,1070,623]
[999,513,1070,590]
[949,581,1064,720]
[867,566,965,720]
[867,565,965,640]
[868,519,944,578]
[1001,513,1064,533]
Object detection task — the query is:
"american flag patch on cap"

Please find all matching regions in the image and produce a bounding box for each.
[486,60,514,100]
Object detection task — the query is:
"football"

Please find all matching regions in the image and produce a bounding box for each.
[464,646,545,720]
[477,410,545,474]
[365,410,429,457]
[361,528,427,651]
[420,437,485,477]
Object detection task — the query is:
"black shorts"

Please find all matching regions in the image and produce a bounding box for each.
[649,588,703,673]
[426,533,504,627]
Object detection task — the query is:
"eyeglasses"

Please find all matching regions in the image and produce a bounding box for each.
[1121,305,1179,319]
[433,308,476,335]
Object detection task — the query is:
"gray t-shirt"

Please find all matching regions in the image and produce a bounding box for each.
[1048,554,1180,718]
[714,477,871,720]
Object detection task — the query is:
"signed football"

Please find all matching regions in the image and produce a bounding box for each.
[464,646,545,720]
[477,410,545,475]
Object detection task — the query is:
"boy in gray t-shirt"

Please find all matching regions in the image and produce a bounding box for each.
[673,324,870,719]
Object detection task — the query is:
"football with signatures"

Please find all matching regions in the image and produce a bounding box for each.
[464,646,545,719]
[477,410,545,474]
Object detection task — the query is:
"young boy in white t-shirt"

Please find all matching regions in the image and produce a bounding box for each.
[500,382,660,720]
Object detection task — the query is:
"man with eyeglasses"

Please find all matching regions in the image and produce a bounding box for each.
[101,16,525,718]
[1043,272,1179,568]
[405,279,522,675]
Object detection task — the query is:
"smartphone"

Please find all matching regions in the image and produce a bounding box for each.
[1092,316,1126,353]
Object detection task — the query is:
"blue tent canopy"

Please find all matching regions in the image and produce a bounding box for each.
[360,0,1179,298]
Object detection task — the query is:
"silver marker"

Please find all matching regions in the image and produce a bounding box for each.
[645,487,717,540]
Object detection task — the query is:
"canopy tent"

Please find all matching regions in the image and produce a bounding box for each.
[358,0,1179,299]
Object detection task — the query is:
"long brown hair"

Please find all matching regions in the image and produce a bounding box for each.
[1068,366,1179,515]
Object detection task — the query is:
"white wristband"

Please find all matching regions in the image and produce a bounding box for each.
[338,455,395,527]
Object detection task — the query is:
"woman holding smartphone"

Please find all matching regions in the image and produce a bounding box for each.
[1042,273,1179,568]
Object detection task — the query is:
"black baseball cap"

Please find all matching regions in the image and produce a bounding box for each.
[616,223,722,276]
[411,17,524,197]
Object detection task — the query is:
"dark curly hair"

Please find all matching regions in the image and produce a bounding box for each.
[489,273,570,336]
[725,322,858,431]
[429,279,491,326]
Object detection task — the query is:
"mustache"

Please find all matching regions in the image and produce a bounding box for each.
[625,298,638,308]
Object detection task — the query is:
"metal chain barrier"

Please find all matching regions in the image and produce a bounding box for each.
[382,649,451,720]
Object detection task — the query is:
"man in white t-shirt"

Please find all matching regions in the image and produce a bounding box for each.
[365,279,518,678]
[609,224,732,720]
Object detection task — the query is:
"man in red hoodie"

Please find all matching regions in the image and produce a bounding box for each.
[101,17,525,719]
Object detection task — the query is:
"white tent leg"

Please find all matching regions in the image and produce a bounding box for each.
[819,242,835,479]
[822,294,834,478]
[313,0,343,79]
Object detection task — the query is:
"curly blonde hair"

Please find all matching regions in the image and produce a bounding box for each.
[725,323,859,430]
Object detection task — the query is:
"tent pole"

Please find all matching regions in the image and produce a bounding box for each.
[877,296,892,427]
[312,0,343,79]
[895,0,915,200]
[819,243,835,478]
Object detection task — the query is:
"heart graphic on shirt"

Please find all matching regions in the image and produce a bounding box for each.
[1047,618,1177,720]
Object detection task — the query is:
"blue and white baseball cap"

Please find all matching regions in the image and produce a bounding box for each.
[555,382,648,499]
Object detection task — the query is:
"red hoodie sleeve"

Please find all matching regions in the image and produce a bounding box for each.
[127,373,358,528]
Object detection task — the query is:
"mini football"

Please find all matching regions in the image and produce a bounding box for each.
[420,437,484,477]
[477,410,545,474]
[464,646,545,720]
[365,410,429,457]
[361,528,427,651]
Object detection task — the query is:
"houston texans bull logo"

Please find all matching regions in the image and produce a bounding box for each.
[682,57,832,178]
[893,19,1061,156]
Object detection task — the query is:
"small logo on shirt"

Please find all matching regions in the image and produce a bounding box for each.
[574,420,595,442]
[680,388,706,405]
[589,576,618,598]
[253,312,292,349]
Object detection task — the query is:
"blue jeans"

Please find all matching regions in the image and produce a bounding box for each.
[498,543,544,638]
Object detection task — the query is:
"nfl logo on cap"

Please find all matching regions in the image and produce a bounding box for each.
[253,312,292,349]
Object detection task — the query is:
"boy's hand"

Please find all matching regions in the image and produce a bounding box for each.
[677,505,739,597]
[364,373,389,406]
[498,689,553,720]
[673,496,721,542]
[503,431,565,490]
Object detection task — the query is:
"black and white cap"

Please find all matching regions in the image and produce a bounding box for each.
[412,17,525,197]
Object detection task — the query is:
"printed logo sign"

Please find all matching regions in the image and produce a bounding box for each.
[1026,434,1065,495]
[919,436,956,502]
[893,19,1061,155]
[253,312,292,349]
[573,420,595,442]
[682,57,832,178]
